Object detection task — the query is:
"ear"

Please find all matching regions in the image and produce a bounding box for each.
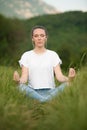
[45,37,47,42]
[32,38,34,42]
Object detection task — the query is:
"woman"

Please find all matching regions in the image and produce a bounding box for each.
[13,25,76,102]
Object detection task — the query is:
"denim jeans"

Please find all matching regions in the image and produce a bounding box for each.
[18,83,67,102]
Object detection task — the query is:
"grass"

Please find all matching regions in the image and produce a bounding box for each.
[0,65,87,130]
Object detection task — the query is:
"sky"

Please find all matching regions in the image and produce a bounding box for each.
[43,0,87,12]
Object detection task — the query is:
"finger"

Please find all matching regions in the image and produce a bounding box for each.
[69,68,76,77]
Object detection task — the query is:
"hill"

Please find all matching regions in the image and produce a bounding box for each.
[0,11,87,68]
[0,0,58,19]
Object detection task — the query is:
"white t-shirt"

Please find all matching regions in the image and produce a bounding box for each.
[19,49,62,89]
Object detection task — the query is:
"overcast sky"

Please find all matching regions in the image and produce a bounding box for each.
[43,0,87,12]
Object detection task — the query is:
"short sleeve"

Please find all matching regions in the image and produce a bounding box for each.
[53,52,62,67]
[19,52,29,68]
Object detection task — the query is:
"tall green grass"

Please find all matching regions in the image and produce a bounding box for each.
[0,66,87,130]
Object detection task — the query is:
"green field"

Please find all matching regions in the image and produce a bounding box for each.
[0,66,87,130]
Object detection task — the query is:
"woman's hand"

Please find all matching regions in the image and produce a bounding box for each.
[13,66,28,84]
[13,71,20,83]
[68,68,76,81]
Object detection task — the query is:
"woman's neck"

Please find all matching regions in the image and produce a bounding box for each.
[33,47,47,54]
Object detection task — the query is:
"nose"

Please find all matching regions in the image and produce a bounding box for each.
[38,35,42,39]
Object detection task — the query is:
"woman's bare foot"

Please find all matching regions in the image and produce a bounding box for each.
[13,71,20,83]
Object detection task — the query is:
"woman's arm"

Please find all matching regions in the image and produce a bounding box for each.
[19,65,29,84]
[54,64,76,83]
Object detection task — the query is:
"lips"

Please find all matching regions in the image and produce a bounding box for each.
[37,41,42,44]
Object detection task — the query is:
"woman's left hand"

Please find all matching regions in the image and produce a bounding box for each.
[68,68,76,81]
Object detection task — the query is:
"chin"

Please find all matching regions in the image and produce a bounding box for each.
[38,46,44,48]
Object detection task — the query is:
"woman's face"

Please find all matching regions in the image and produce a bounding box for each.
[32,28,47,48]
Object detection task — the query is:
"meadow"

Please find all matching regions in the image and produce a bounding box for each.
[0,65,87,130]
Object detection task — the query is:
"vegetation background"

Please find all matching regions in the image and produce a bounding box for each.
[0,11,87,130]
[0,11,87,68]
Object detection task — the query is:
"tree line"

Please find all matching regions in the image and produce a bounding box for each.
[0,11,87,69]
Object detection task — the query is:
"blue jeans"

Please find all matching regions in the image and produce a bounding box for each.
[18,83,67,102]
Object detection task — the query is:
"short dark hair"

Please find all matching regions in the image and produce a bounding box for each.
[31,25,48,37]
